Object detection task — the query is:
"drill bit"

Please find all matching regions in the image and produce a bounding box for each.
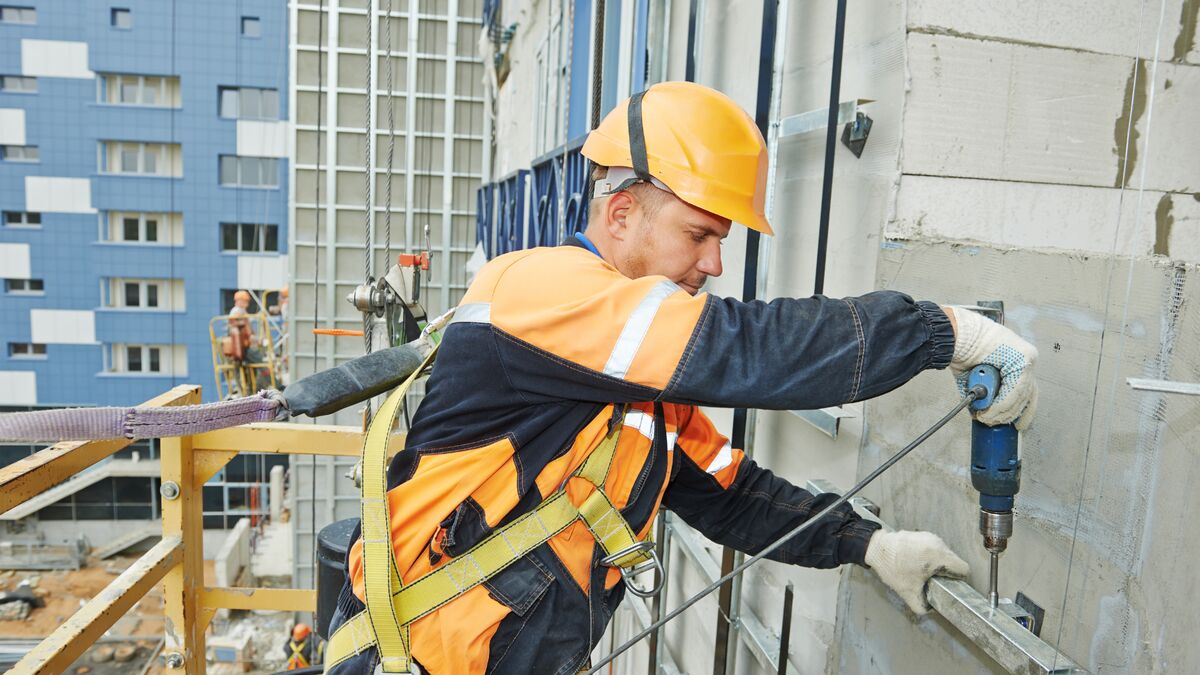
[988,550,1000,609]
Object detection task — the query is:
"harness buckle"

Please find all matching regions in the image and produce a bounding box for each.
[374,663,420,675]
[601,541,664,598]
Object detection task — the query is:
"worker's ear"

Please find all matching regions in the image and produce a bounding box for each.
[604,190,635,241]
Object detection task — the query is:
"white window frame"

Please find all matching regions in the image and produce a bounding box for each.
[219,155,279,188]
[107,344,164,374]
[102,141,173,176]
[0,75,36,93]
[217,86,280,120]
[4,211,41,228]
[8,342,46,359]
[104,277,168,309]
[0,6,35,24]
[107,211,163,244]
[220,222,279,252]
[1,145,39,162]
[4,278,44,295]
[99,74,175,107]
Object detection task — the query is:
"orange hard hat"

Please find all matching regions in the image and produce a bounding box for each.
[292,623,311,641]
[581,81,772,235]
[234,290,251,302]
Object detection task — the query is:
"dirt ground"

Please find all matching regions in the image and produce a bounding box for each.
[0,556,293,674]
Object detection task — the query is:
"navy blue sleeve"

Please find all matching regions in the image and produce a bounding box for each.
[663,453,880,567]
[661,292,954,409]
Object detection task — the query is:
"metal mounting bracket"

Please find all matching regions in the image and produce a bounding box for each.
[804,478,1088,674]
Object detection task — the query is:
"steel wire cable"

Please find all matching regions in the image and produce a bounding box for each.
[586,386,986,674]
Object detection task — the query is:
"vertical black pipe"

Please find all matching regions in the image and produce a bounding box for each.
[713,2,779,674]
[648,514,666,674]
[813,0,847,296]
[777,583,795,675]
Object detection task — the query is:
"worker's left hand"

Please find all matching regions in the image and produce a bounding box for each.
[864,529,969,615]
[946,307,1039,430]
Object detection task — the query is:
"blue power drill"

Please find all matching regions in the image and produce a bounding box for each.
[967,364,1021,610]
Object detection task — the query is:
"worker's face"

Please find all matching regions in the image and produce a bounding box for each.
[609,190,730,295]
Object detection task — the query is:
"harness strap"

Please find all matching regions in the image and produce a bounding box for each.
[361,346,439,673]
[327,401,652,673]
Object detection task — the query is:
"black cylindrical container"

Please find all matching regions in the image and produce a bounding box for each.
[316,517,360,639]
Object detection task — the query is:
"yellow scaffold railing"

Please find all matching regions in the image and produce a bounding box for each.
[0,385,400,674]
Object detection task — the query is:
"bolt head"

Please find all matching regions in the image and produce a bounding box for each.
[164,652,184,668]
[159,481,181,501]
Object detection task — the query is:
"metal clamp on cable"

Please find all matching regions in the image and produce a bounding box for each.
[601,541,664,598]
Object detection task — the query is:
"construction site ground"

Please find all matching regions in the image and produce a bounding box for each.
[0,556,293,673]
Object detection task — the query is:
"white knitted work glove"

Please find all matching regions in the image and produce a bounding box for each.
[947,307,1039,431]
[864,530,969,615]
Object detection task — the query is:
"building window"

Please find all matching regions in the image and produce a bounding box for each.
[100,141,181,177]
[0,6,35,24]
[112,344,160,372]
[98,74,180,107]
[103,211,182,245]
[3,211,40,228]
[217,86,279,120]
[8,342,46,359]
[221,223,279,252]
[241,16,261,37]
[4,278,44,294]
[219,155,278,188]
[105,343,184,376]
[111,8,131,29]
[122,280,159,308]
[0,75,36,93]
[1,145,39,162]
[103,277,183,310]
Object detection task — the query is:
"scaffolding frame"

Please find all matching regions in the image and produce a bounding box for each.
[0,385,398,674]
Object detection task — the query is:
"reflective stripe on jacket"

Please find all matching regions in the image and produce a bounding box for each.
[336,239,955,674]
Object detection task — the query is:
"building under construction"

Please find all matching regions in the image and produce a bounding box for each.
[1,0,1198,673]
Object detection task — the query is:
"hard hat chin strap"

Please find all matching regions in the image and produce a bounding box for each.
[589,89,671,201]
[627,89,652,182]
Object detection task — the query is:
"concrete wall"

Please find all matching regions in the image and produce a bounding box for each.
[829,2,1200,673]
[466,0,1200,672]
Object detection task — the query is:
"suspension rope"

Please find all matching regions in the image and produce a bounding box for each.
[362,0,377,361]
[381,0,398,266]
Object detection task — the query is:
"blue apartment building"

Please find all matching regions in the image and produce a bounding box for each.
[0,0,289,409]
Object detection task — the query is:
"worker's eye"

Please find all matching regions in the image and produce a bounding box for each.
[690,232,706,243]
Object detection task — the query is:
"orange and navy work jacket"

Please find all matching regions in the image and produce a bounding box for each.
[332,236,955,674]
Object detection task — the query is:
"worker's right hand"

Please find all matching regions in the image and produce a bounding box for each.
[946,307,1039,430]
[865,529,969,615]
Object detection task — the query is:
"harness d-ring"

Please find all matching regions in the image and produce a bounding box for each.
[601,541,664,598]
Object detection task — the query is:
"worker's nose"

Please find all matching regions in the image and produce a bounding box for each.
[696,241,723,278]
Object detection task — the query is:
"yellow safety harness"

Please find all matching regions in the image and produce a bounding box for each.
[287,639,310,670]
[323,347,660,673]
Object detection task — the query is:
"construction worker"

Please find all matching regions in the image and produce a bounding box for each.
[226,290,264,394]
[285,623,318,670]
[323,82,1039,673]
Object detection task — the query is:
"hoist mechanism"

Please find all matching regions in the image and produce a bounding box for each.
[346,253,432,348]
